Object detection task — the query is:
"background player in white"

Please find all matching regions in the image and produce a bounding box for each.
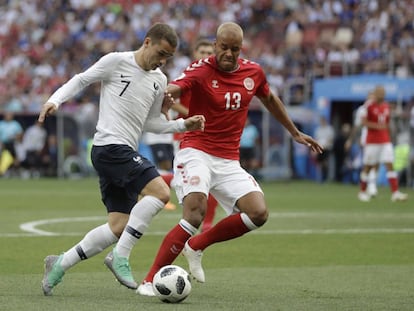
[39,23,205,295]
[357,85,407,202]
[137,22,323,296]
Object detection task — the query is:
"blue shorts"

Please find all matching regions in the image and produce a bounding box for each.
[91,144,159,214]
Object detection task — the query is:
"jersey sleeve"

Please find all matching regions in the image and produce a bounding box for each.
[255,66,271,98]
[47,53,118,107]
[170,59,206,94]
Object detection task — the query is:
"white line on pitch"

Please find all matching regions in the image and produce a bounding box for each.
[2,213,412,238]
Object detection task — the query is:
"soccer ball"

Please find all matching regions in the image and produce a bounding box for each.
[152,265,192,303]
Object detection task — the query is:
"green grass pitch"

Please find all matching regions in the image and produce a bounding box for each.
[0,178,413,311]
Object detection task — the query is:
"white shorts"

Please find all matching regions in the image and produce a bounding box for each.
[173,148,263,215]
[362,143,394,165]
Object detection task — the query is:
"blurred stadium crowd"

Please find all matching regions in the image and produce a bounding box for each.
[1,0,414,112]
[0,0,413,182]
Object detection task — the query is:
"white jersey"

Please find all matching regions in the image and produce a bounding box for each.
[47,51,185,150]
[354,103,368,145]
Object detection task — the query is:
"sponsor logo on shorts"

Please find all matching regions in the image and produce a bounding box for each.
[132,156,143,164]
[189,176,200,185]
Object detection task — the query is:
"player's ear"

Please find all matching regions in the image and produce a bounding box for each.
[143,37,152,47]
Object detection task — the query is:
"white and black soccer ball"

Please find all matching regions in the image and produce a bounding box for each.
[152,265,192,303]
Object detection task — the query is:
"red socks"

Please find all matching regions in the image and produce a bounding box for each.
[201,195,218,232]
[189,213,250,251]
[161,173,174,186]
[143,224,190,282]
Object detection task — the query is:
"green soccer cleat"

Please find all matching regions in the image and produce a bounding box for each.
[42,255,65,296]
[104,249,138,289]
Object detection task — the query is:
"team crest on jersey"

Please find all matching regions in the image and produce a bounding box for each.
[243,77,254,91]
[189,176,200,185]
[212,80,219,88]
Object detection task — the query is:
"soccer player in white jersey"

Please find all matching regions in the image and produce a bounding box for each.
[39,23,205,296]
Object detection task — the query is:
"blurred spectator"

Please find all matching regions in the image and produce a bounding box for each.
[42,134,58,177]
[20,120,48,177]
[333,122,351,182]
[0,112,23,174]
[74,96,98,138]
[1,0,414,114]
[240,117,260,176]
[314,115,334,182]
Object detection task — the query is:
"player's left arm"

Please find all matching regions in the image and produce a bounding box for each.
[161,84,183,118]
[145,83,204,133]
[259,92,323,154]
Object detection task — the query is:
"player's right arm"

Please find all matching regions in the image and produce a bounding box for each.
[38,53,116,123]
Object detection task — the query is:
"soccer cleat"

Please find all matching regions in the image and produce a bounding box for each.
[104,249,138,289]
[182,241,205,283]
[42,255,65,296]
[136,281,155,296]
[358,191,371,202]
[391,191,408,202]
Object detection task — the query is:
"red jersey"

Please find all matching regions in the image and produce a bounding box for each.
[171,55,270,160]
[365,101,391,144]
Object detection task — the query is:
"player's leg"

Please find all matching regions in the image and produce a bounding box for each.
[42,145,135,295]
[42,222,119,296]
[87,145,164,289]
[184,168,266,282]
[137,148,210,295]
[137,193,204,296]
[105,175,168,289]
[359,144,378,201]
[367,167,378,196]
[160,172,176,210]
[381,144,408,202]
[200,194,218,232]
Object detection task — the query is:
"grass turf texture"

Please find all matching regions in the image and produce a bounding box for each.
[0,178,413,310]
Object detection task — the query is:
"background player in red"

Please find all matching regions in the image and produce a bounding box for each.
[358,85,408,202]
[173,39,217,232]
[163,39,218,230]
[137,22,323,296]
[346,91,379,196]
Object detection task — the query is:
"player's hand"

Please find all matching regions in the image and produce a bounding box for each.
[184,115,205,131]
[38,102,58,123]
[161,91,175,120]
[293,132,324,154]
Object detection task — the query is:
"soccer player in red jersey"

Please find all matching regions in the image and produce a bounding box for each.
[137,22,323,295]
[358,85,408,202]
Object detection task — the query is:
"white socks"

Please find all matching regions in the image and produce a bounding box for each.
[240,212,259,230]
[179,219,198,236]
[115,195,165,258]
[60,223,118,270]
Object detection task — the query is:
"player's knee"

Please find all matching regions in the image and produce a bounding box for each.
[142,178,171,204]
[250,208,269,227]
[156,187,171,204]
[182,193,207,228]
[109,220,127,238]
